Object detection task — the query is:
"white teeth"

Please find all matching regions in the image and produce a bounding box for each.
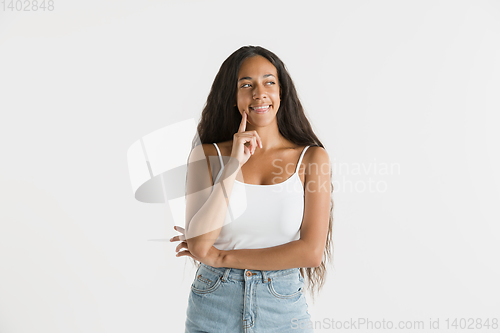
[251,105,270,111]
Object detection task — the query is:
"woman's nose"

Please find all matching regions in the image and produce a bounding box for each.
[252,85,266,99]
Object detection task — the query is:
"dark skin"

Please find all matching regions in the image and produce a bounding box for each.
[230,55,308,186]
[169,55,331,270]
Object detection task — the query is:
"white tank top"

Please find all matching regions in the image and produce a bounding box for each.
[211,143,311,250]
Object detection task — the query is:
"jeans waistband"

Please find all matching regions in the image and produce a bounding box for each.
[200,263,300,283]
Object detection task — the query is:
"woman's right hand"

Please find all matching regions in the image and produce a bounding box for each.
[231,111,263,167]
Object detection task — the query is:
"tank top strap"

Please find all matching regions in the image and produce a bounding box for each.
[295,145,311,174]
[212,143,224,168]
[212,143,225,184]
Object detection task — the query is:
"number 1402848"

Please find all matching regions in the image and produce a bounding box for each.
[1,0,54,11]
[445,318,498,330]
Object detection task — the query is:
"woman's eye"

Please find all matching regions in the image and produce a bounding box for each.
[240,81,275,88]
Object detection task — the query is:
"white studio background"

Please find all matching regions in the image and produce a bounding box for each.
[1,1,499,332]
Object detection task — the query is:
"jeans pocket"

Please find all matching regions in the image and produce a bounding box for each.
[191,265,223,295]
[267,270,304,299]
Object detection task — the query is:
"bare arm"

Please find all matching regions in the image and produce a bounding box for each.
[219,240,318,270]
[184,146,240,258]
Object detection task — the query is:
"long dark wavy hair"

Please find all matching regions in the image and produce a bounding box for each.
[190,45,334,303]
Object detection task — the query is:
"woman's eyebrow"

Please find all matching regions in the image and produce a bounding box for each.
[238,74,276,82]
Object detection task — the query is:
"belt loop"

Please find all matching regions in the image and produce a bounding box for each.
[262,270,268,283]
[221,267,231,282]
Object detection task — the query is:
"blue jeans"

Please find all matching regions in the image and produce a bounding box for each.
[185,263,314,332]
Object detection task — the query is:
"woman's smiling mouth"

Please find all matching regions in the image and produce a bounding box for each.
[250,105,271,113]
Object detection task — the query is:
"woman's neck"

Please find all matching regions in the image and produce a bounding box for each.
[244,123,290,152]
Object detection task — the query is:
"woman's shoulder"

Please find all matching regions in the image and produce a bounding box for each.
[200,140,233,157]
[302,145,330,169]
[303,145,328,154]
[212,140,233,156]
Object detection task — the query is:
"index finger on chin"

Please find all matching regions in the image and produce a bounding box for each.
[238,112,247,133]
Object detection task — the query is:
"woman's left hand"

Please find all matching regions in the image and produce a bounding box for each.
[170,226,223,268]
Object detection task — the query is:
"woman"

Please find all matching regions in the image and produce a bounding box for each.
[170,45,333,332]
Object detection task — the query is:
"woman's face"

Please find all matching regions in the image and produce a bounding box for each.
[236,55,281,127]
